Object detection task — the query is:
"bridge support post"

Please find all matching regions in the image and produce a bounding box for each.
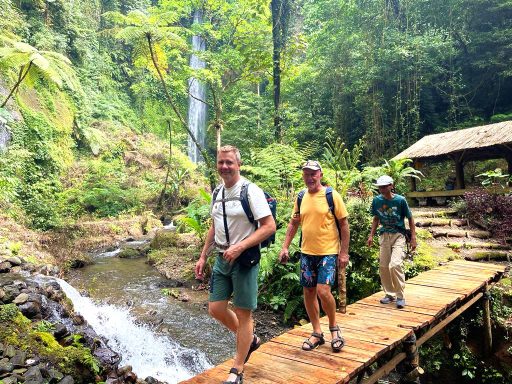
[483,284,493,356]
[402,333,423,383]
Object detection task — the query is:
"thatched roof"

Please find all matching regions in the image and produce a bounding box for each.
[393,121,512,162]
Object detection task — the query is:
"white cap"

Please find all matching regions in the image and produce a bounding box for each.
[374,175,394,186]
[302,160,322,172]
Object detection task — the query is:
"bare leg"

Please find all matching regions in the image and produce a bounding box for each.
[303,287,323,345]
[316,283,338,339]
[208,300,238,332]
[225,307,253,382]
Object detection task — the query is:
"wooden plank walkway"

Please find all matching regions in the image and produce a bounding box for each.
[180,260,507,384]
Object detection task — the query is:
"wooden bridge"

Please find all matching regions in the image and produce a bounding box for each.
[180,260,508,384]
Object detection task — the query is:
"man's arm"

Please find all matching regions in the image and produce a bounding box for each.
[195,224,215,280]
[366,216,380,247]
[222,215,276,264]
[408,216,417,251]
[338,217,350,267]
[278,215,300,264]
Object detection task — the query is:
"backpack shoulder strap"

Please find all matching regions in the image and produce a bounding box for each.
[240,181,254,223]
[212,184,223,204]
[297,188,307,213]
[325,186,341,239]
[325,186,335,215]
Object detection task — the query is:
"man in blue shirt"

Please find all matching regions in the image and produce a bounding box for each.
[367,175,417,309]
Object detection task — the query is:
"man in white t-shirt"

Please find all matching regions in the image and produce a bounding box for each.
[195,145,276,384]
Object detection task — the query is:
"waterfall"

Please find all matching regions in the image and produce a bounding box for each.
[187,10,207,163]
[54,278,211,383]
[0,117,11,152]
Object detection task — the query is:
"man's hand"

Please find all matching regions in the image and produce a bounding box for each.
[195,257,206,280]
[338,251,349,269]
[366,234,374,247]
[410,236,417,252]
[278,248,289,264]
[223,244,243,264]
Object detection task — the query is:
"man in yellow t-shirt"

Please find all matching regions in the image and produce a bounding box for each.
[279,160,350,353]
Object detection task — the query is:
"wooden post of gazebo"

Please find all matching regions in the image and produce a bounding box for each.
[455,158,465,189]
[507,155,512,187]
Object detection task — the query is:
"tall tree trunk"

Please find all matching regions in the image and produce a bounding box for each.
[157,120,173,209]
[211,87,223,150]
[256,83,261,131]
[271,0,288,142]
[1,62,32,108]
[145,33,216,189]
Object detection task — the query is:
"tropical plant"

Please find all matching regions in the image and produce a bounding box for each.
[366,158,423,195]
[103,9,216,187]
[179,188,212,241]
[322,130,365,197]
[0,36,78,107]
[476,168,510,190]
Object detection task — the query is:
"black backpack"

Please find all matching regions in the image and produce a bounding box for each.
[212,181,277,248]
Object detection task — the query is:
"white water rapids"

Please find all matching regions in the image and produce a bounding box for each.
[55,277,212,383]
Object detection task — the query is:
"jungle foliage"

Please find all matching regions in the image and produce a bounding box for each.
[1,0,511,228]
[0,1,511,380]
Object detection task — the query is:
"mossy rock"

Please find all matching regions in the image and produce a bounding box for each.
[141,213,163,235]
[150,231,179,250]
[117,248,143,259]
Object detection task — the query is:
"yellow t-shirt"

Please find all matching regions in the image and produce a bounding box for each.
[293,187,348,255]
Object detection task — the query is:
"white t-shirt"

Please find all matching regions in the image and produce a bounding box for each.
[211,178,271,248]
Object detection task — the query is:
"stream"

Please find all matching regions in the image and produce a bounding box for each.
[62,246,235,383]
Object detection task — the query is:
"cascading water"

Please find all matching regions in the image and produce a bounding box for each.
[55,277,212,383]
[0,118,11,152]
[187,10,207,163]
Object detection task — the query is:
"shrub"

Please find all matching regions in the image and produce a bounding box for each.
[464,189,512,243]
[346,198,380,301]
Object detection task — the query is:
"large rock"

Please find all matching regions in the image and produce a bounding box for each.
[0,261,12,272]
[13,293,29,304]
[58,375,74,384]
[18,301,42,319]
[23,366,44,384]
[6,257,22,266]
[0,361,14,374]
[10,351,26,368]
[117,248,143,259]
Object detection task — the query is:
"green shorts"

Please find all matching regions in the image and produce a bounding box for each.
[209,254,259,310]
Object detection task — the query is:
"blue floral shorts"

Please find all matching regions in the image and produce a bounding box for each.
[300,253,337,287]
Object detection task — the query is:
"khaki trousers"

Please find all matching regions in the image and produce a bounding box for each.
[379,232,406,300]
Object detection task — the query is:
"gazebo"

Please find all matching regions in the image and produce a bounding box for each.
[393,121,512,202]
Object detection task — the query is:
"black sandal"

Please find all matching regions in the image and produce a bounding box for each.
[329,325,345,352]
[222,367,243,384]
[244,334,261,363]
[302,332,325,351]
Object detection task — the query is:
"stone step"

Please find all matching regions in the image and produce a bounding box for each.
[411,209,458,218]
[446,242,512,251]
[415,218,468,227]
[430,228,492,239]
[463,249,511,261]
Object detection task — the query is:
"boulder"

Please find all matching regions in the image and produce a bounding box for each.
[0,361,14,374]
[0,261,12,273]
[10,351,26,368]
[6,257,22,266]
[58,375,74,384]
[18,301,42,319]
[23,366,44,384]
[13,293,29,305]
